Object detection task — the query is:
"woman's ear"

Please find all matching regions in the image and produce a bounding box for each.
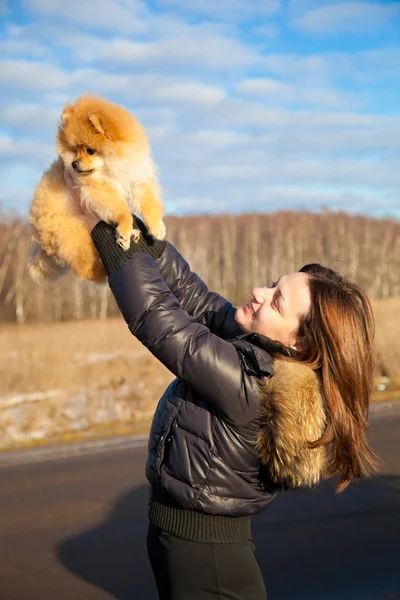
[289,334,304,353]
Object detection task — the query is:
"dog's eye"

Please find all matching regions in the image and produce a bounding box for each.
[86,148,96,155]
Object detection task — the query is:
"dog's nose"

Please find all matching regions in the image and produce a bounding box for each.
[71,161,79,170]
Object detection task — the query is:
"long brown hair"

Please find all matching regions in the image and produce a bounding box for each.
[297,263,379,493]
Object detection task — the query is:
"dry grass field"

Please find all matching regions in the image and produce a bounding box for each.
[371,297,400,375]
[0,317,171,397]
[0,317,174,449]
[0,297,399,450]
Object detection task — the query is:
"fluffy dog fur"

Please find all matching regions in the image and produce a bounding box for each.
[29,95,166,283]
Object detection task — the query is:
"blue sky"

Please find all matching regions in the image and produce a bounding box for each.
[0,0,399,217]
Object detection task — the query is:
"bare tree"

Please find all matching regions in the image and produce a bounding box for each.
[0,207,399,323]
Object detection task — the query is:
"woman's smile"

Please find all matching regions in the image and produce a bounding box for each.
[245,302,257,317]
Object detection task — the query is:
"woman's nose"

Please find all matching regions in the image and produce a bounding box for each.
[252,287,267,302]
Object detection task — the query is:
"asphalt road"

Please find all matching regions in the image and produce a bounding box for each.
[0,413,399,600]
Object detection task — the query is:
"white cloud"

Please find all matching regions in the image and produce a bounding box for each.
[0,104,61,132]
[297,87,353,106]
[156,0,281,20]
[0,38,48,58]
[160,184,398,217]
[263,52,332,82]
[0,59,67,91]
[262,47,400,88]
[0,60,226,109]
[195,95,400,131]
[7,16,260,75]
[250,24,280,39]
[177,123,399,162]
[155,81,226,106]
[355,47,400,77]
[236,77,357,107]
[60,32,260,71]
[185,129,250,150]
[23,0,149,34]
[190,155,400,188]
[293,1,400,34]
[2,119,399,215]
[236,77,290,95]
[69,71,226,107]
[0,136,55,164]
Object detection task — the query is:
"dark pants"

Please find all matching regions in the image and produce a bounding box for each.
[147,522,267,600]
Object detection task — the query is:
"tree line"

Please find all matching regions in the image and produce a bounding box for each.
[0,208,399,324]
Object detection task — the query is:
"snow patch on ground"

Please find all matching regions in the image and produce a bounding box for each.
[1,389,65,408]
[76,349,146,364]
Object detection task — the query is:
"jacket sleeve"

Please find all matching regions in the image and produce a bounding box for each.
[108,252,259,424]
[155,242,242,340]
[91,220,242,341]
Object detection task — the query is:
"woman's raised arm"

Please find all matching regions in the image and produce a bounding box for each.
[90,236,268,424]
[92,219,242,341]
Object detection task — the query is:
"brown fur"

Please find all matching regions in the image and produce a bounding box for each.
[257,360,327,488]
[29,95,165,284]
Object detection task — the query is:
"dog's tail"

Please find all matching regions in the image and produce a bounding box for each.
[28,241,69,283]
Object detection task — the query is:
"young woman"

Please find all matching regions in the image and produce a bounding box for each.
[67,173,378,600]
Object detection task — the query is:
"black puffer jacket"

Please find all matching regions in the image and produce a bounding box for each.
[105,242,276,516]
[92,227,327,540]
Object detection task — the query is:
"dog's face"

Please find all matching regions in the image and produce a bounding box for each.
[56,96,148,179]
[57,109,109,178]
[60,143,103,176]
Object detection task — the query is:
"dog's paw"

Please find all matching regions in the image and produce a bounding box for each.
[116,231,132,250]
[148,222,166,240]
[131,228,141,243]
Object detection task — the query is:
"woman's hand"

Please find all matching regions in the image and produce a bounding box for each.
[64,169,101,231]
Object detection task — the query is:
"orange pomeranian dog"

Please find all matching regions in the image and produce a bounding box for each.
[29,95,166,283]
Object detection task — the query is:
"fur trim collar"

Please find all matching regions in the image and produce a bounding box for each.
[257,359,327,489]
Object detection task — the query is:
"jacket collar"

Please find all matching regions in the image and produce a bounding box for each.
[233,332,298,376]
[236,332,299,358]
[257,359,327,489]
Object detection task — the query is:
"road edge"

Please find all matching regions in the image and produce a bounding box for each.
[0,400,399,468]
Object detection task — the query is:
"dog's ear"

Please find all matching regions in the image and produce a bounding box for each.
[89,112,116,140]
[88,112,105,135]
[60,106,71,128]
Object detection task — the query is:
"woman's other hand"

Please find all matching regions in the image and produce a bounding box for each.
[63,168,101,231]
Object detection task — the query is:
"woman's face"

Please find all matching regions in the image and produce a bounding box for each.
[235,272,311,350]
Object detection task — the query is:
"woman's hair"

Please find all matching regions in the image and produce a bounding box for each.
[297,263,379,493]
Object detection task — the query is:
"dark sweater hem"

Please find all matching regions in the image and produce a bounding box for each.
[149,500,252,544]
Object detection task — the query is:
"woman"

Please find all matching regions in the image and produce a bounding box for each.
[67,173,378,600]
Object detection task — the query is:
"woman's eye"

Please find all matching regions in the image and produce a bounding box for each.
[271,297,279,312]
[86,148,96,155]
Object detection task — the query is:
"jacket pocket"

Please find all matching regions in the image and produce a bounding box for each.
[157,414,178,474]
